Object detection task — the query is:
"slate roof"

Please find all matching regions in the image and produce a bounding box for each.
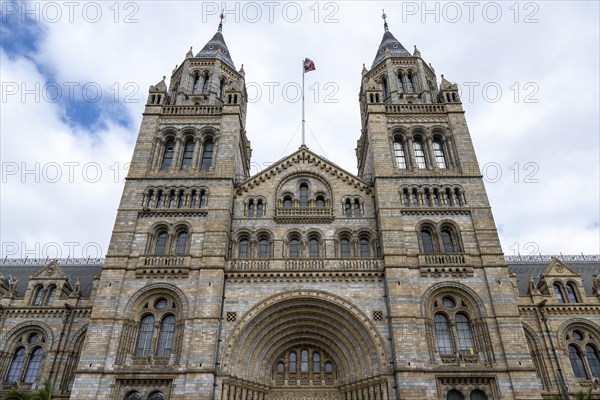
[506,255,600,296]
[2,256,598,299]
[372,25,411,69]
[0,258,102,298]
[195,22,236,70]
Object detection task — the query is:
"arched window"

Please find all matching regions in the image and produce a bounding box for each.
[411,189,419,207]
[156,190,164,208]
[345,198,352,217]
[177,190,185,208]
[569,345,588,378]
[382,76,389,99]
[316,196,325,207]
[6,347,26,382]
[124,392,142,400]
[455,313,475,354]
[447,390,464,400]
[22,347,42,383]
[289,236,300,259]
[32,286,45,306]
[154,231,168,255]
[553,284,565,304]
[407,71,416,92]
[424,189,432,207]
[454,188,463,206]
[393,138,407,169]
[299,183,309,207]
[283,196,293,208]
[289,352,297,372]
[257,199,264,216]
[238,237,249,259]
[199,189,207,208]
[434,313,454,355]
[168,190,176,208]
[413,139,427,169]
[442,229,456,253]
[313,352,320,372]
[276,362,285,373]
[354,199,361,217]
[359,237,371,258]
[190,190,197,208]
[192,73,200,94]
[181,138,194,170]
[566,283,578,303]
[402,189,410,207]
[397,71,404,92]
[148,391,166,400]
[44,285,56,306]
[174,231,188,255]
[201,138,214,170]
[433,189,441,206]
[309,236,320,258]
[248,199,255,217]
[201,72,209,94]
[219,77,226,99]
[258,237,269,259]
[156,315,176,356]
[160,139,175,170]
[301,349,309,372]
[146,190,154,207]
[325,362,333,373]
[470,390,488,400]
[433,139,447,169]
[134,314,155,356]
[340,236,351,258]
[586,344,600,377]
[445,188,454,206]
[421,229,435,254]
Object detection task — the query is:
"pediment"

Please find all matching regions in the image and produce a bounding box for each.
[541,258,580,278]
[235,146,371,196]
[29,260,68,281]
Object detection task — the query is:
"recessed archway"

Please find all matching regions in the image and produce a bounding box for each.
[220,291,391,399]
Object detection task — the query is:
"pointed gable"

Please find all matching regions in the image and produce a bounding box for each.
[29,260,69,281]
[541,258,581,278]
[235,146,371,196]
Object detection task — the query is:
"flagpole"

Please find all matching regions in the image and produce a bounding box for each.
[301,59,305,146]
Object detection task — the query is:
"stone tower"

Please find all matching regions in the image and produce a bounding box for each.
[67,18,548,400]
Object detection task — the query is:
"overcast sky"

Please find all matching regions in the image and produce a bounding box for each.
[1,1,598,259]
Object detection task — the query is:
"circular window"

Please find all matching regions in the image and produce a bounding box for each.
[572,330,584,341]
[28,333,39,344]
[442,297,456,308]
[155,298,168,310]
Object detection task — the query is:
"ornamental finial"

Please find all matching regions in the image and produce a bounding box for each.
[382,9,388,31]
[218,10,224,32]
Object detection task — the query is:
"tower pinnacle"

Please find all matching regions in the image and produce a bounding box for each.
[382,9,388,32]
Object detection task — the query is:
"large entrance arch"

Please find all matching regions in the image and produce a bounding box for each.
[220,291,392,400]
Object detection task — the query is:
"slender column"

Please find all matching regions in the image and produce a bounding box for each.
[190,137,202,171]
[170,137,183,172]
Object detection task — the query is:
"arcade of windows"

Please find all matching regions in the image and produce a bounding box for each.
[234,231,374,259]
[565,328,600,380]
[245,197,265,217]
[343,197,363,217]
[419,223,462,254]
[446,389,489,400]
[153,134,215,172]
[123,391,167,400]
[402,186,465,208]
[379,70,419,101]
[143,187,208,210]
[149,225,190,256]
[392,130,456,171]
[30,284,57,306]
[272,347,336,384]
[280,182,328,209]
[4,332,46,385]
[552,281,580,304]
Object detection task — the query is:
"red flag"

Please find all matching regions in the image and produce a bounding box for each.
[304,58,315,73]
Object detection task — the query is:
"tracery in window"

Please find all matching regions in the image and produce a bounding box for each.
[565,326,600,379]
[133,296,178,360]
[5,331,47,384]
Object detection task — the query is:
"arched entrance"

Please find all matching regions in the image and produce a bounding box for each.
[220,291,392,400]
